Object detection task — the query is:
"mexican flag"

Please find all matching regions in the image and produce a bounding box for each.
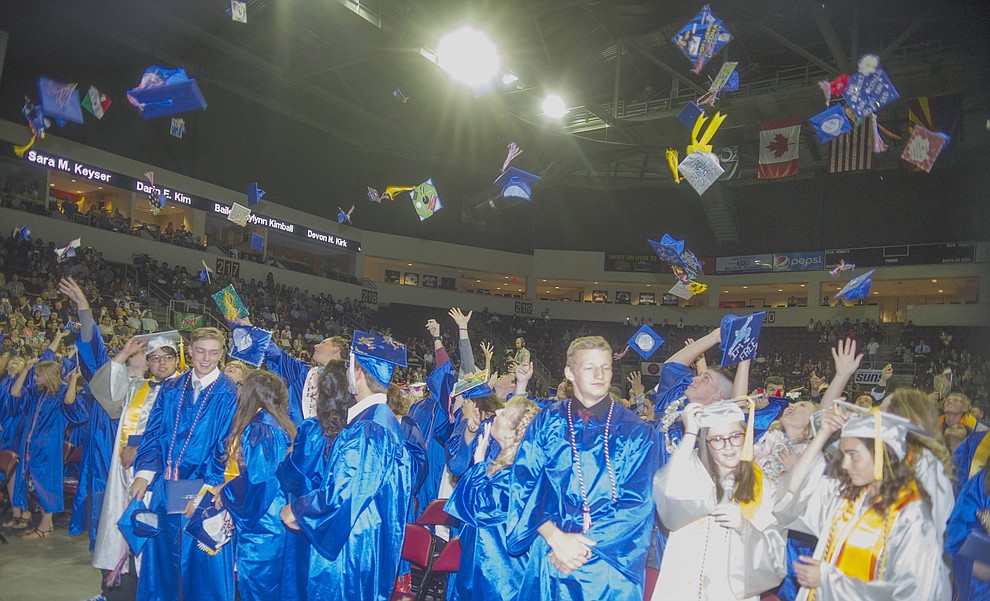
[81,86,112,119]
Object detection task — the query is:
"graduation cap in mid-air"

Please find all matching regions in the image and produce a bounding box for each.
[38,77,84,124]
[494,167,541,201]
[250,233,264,252]
[247,182,265,206]
[54,238,82,263]
[834,269,876,302]
[810,104,853,144]
[627,324,665,361]
[127,66,207,120]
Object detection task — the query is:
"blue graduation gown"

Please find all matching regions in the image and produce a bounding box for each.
[446,413,501,480]
[264,343,315,426]
[293,403,413,601]
[0,374,21,452]
[446,461,527,601]
[945,468,990,601]
[954,430,988,492]
[68,323,116,548]
[401,415,428,499]
[278,418,332,601]
[134,371,239,601]
[221,410,292,601]
[506,399,659,601]
[408,356,456,519]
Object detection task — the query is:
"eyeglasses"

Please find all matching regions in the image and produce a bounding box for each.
[706,432,745,450]
[147,355,177,364]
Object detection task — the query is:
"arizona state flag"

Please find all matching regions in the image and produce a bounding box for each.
[908,93,963,169]
[758,118,801,179]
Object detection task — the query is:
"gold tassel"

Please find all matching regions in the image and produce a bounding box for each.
[13,135,37,157]
[686,111,727,155]
[873,410,883,481]
[741,395,756,462]
[178,337,188,373]
[665,148,681,183]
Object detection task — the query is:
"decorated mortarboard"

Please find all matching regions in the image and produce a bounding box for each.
[901,125,950,173]
[817,74,849,106]
[337,205,354,225]
[81,85,111,120]
[250,232,264,252]
[671,5,733,74]
[116,498,160,555]
[411,178,443,221]
[494,167,540,201]
[38,77,84,124]
[127,66,207,120]
[841,54,899,120]
[12,225,31,242]
[626,324,666,361]
[247,182,265,206]
[810,104,853,144]
[212,285,250,322]
[502,142,523,172]
[143,171,167,215]
[698,61,738,106]
[647,233,704,280]
[14,97,50,157]
[367,187,381,203]
[230,325,272,367]
[227,202,252,227]
[170,117,186,139]
[382,186,414,201]
[668,281,694,301]
[719,311,766,368]
[834,268,876,301]
[678,151,724,196]
[54,238,82,263]
[184,490,234,555]
[392,88,409,104]
[134,330,182,355]
[453,370,489,398]
[351,330,407,387]
[229,0,247,23]
[677,102,706,130]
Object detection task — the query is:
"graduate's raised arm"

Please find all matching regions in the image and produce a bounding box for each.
[820,338,863,415]
[665,327,721,367]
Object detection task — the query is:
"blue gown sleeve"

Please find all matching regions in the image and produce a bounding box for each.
[425,353,456,426]
[292,422,390,559]
[953,431,987,492]
[74,323,109,381]
[446,415,497,479]
[445,462,511,528]
[944,469,989,601]
[754,398,787,441]
[277,419,328,498]
[649,362,693,414]
[222,419,290,526]
[401,416,428,493]
[505,410,555,555]
[264,340,310,387]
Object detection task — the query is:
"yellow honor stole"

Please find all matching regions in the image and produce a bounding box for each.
[813,483,919,598]
[119,382,150,454]
[739,465,764,522]
[971,432,990,479]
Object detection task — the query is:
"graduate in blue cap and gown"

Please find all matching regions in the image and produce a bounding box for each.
[218,371,296,601]
[129,327,239,601]
[445,396,540,601]
[232,318,348,425]
[946,461,990,601]
[0,354,28,452]
[281,330,413,601]
[506,336,660,601]
[954,428,990,493]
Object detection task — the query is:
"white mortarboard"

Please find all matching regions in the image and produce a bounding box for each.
[134,330,182,355]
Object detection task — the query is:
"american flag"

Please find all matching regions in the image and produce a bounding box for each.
[827,116,875,173]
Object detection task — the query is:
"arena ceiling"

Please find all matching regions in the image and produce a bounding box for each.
[1,0,988,257]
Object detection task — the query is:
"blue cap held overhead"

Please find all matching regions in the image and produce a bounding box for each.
[247,182,265,206]
[38,77,84,124]
[351,330,408,387]
[127,66,207,120]
[719,311,766,367]
[647,233,703,280]
[230,325,272,367]
[493,167,541,201]
[627,324,665,361]
[834,269,876,301]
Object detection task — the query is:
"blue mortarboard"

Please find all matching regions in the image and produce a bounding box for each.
[834,269,875,301]
[719,311,766,367]
[493,167,541,201]
[198,268,210,283]
[393,88,409,104]
[116,498,160,555]
[247,182,265,206]
[170,117,186,139]
[127,66,207,120]
[250,232,264,252]
[627,324,665,361]
[13,225,31,242]
[671,5,733,74]
[351,330,408,387]
[367,187,381,203]
[54,238,81,263]
[841,54,899,120]
[22,98,49,135]
[677,102,706,130]
[810,104,852,144]
[230,325,272,367]
[453,370,489,398]
[38,77,84,124]
[183,490,234,555]
[724,70,739,92]
[647,233,703,279]
[337,207,352,224]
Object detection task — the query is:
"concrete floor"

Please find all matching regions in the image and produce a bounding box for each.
[0,516,101,601]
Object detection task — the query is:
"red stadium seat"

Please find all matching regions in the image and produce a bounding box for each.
[415,499,453,527]
[63,442,80,498]
[415,537,461,601]
[401,523,435,571]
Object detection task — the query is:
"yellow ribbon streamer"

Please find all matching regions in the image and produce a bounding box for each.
[687,111,727,155]
[665,148,681,183]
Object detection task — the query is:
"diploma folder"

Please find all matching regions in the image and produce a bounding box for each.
[166,478,205,514]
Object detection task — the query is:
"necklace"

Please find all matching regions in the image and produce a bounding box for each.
[566,399,617,534]
[164,374,219,480]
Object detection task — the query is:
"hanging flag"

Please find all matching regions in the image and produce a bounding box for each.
[907,93,963,170]
[758,118,801,179]
[81,86,112,119]
[827,116,875,173]
[717,145,740,180]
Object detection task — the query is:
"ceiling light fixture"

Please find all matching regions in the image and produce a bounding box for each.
[435,25,501,88]
[541,94,568,119]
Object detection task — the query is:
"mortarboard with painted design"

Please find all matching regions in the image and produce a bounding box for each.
[810,104,852,144]
[228,202,251,227]
[719,311,766,367]
[411,178,443,221]
[627,324,666,361]
[127,66,207,120]
[494,166,541,201]
[81,85,111,120]
[841,54,899,120]
[351,330,408,387]
[901,125,950,173]
[183,490,234,555]
[212,285,249,322]
[54,238,82,263]
[834,268,875,301]
[671,5,733,74]
[170,117,186,139]
[38,77,84,124]
[230,325,272,367]
[453,370,489,398]
[647,233,704,280]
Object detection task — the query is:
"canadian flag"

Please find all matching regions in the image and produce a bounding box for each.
[758,118,801,179]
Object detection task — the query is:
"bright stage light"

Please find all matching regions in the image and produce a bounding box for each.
[436,26,501,87]
[541,94,567,118]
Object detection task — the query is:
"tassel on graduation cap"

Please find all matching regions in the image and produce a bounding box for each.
[666,149,682,183]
